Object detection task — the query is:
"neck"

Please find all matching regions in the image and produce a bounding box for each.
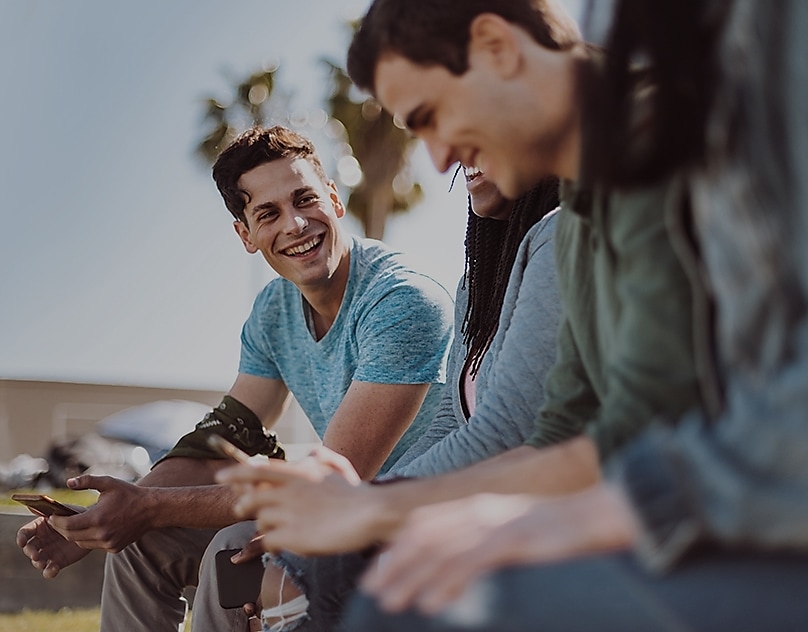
[302,247,351,339]
[523,42,585,183]
[556,114,581,182]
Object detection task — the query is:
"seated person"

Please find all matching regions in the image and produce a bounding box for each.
[194,167,562,631]
[344,0,808,629]
[219,1,710,628]
[16,125,454,632]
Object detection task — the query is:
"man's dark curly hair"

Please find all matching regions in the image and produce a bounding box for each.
[463,176,559,375]
[347,0,580,95]
[212,126,329,224]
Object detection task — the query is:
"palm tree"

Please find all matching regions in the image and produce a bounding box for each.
[323,60,422,240]
[195,52,423,239]
[195,65,286,166]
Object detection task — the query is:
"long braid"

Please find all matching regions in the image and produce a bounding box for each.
[462,176,560,375]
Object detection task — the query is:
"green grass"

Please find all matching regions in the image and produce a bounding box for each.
[0,608,101,632]
[0,608,192,631]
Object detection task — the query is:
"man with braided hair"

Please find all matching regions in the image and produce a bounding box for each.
[15,125,453,632]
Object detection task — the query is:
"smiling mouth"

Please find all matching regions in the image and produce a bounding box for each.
[283,235,323,256]
[463,165,483,182]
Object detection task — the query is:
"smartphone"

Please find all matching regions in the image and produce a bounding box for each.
[11,493,80,517]
[215,548,265,609]
[207,434,252,464]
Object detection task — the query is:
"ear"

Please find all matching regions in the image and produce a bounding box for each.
[233,220,258,254]
[467,14,522,78]
[328,181,346,218]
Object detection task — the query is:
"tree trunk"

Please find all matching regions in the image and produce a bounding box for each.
[365,187,393,240]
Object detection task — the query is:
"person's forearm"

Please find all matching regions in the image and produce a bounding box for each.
[139,456,230,487]
[138,484,242,530]
[136,457,241,529]
[367,437,601,542]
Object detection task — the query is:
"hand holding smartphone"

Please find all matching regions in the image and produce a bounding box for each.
[11,493,80,517]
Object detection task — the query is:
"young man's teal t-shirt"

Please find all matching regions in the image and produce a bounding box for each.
[239,236,454,473]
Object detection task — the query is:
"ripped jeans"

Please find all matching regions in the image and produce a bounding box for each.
[192,521,371,632]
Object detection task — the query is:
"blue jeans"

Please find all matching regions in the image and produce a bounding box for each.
[193,521,371,632]
[342,549,808,632]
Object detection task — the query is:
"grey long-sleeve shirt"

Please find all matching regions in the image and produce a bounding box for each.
[389,210,561,478]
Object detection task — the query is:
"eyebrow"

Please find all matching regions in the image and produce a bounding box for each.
[246,200,277,219]
[246,187,318,216]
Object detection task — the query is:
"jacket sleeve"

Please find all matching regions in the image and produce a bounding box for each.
[399,215,563,477]
[587,178,702,459]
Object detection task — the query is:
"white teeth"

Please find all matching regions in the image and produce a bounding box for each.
[284,236,321,256]
[463,165,482,179]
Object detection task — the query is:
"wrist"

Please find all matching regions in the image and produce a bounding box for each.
[137,485,162,529]
[364,483,410,544]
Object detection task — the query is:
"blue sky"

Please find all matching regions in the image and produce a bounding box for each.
[0,0,579,391]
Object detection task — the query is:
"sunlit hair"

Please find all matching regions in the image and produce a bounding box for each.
[463,176,559,376]
[347,0,580,95]
[212,126,329,224]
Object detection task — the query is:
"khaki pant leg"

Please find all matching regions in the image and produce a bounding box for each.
[100,526,217,632]
[191,520,258,632]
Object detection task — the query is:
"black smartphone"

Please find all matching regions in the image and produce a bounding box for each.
[11,493,80,517]
[215,548,265,609]
[207,434,252,464]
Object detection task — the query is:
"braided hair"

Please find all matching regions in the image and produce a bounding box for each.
[462,176,560,376]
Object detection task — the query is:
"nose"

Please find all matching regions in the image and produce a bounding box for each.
[423,136,455,174]
[283,213,308,234]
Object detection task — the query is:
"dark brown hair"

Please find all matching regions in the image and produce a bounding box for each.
[347,0,580,94]
[212,126,329,224]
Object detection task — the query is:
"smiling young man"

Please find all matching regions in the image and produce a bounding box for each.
[15,126,453,632]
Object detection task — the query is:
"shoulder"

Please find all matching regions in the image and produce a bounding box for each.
[522,208,560,256]
[243,277,301,335]
[607,175,687,222]
[350,236,453,306]
[250,276,297,311]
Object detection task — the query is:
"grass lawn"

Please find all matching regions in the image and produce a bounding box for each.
[0,608,193,631]
[0,608,101,632]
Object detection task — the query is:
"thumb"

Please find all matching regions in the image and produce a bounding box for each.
[234,536,266,562]
[66,473,112,492]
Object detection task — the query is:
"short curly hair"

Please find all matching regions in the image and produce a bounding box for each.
[347,0,580,94]
[212,126,329,224]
